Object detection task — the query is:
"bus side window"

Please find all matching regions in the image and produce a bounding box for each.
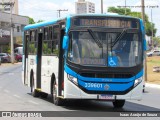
[49,26,53,40]
[44,27,49,40]
[52,25,60,56]
[28,30,37,55]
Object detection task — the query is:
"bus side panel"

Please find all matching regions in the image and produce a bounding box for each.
[27,55,37,88]
[22,55,27,85]
[41,56,59,94]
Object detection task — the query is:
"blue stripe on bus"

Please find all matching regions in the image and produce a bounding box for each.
[139,19,146,51]
[24,20,57,30]
[64,65,143,83]
[64,65,77,77]
[66,16,71,33]
[78,79,134,92]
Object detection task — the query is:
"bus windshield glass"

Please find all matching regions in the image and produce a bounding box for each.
[67,30,142,67]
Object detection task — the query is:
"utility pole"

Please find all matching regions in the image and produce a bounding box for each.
[151,9,154,48]
[101,0,103,14]
[57,9,68,18]
[10,1,15,64]
[125,0,126,15]
[2,0,4,12]
[141,0,145,23]
[141,0,147,82]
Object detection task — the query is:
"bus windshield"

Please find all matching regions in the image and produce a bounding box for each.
[67,30,142,67]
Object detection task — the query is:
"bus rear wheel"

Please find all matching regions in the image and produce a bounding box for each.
[52,81,64,106]
[40,92,48,98]
[31,75,40,97]
[113,100,125,108]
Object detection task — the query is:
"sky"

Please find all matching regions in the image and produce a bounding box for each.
[19,0,160,36]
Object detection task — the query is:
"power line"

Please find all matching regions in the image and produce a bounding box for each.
[57,9,68,18]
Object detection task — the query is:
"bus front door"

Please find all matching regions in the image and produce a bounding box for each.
[24,34,29,85]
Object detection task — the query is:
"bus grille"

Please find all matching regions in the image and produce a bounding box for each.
[80,73,133,78]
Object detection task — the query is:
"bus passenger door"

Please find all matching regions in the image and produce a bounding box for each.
[24,33,29,85]
[58,28,65,96]
[36,32,43,89]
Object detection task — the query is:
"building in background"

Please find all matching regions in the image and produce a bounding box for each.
[0,0,18,14]
[75,0,95,14]
[0,0,28,53]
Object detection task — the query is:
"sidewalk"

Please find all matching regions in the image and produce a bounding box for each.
[0,62,22,67]
[146,83,160,89]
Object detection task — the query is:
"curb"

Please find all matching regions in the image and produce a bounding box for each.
[145,83,160,89]
[0,62,22,66]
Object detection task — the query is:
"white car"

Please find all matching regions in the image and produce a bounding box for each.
[147,50,160,57]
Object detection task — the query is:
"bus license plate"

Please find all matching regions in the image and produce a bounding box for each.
[98,94,115,100]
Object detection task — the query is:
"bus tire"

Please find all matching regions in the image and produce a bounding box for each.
[113,100,125,108]
[52,81,64,106]
[40,92,48,98]
[31,75,40,97]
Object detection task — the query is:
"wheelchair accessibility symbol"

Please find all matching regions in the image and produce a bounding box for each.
[108,56,118,67]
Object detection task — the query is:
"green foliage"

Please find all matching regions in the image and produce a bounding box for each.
[108,7,131,15]
[43,43,52,55]
[27,16,45,24]
[28,17,35,24]
[153,37,160,46]
[29,43,37,54]
[37,20,45,23]
[145,22,157,37]
[107,7,157,36]
[3,45,10,53]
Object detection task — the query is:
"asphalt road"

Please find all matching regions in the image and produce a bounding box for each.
[0,63,160,119]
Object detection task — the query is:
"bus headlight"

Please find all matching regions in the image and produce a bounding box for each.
[134,77,142,87]
[68,74,78,85]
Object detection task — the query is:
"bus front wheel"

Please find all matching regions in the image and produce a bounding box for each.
[112,100,125,108]
[31,75,40,97]
[52,81,64,106]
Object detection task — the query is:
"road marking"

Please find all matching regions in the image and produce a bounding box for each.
[13,94,21,98]
[28,100,39,105]
[4,90,10,93]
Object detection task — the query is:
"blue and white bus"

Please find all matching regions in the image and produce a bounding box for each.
[22,14,146,108]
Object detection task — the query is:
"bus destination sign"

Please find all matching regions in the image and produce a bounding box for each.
[73,18,138,28]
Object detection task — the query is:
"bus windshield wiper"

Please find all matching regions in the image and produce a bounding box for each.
[87,29,103,48]
[112,29,127,48]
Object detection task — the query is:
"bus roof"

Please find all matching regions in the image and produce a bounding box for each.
[24,14,141,31]
[70,13,141,20]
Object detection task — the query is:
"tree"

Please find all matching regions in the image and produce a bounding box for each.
[107,7,157,36]
[27,16,45,24]
[108,7,131,15]
[28,17,35,24]
[37,20,45,23]
[153,37,160,47]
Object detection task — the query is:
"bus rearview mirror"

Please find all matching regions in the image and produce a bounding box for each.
[63,36,69,50]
